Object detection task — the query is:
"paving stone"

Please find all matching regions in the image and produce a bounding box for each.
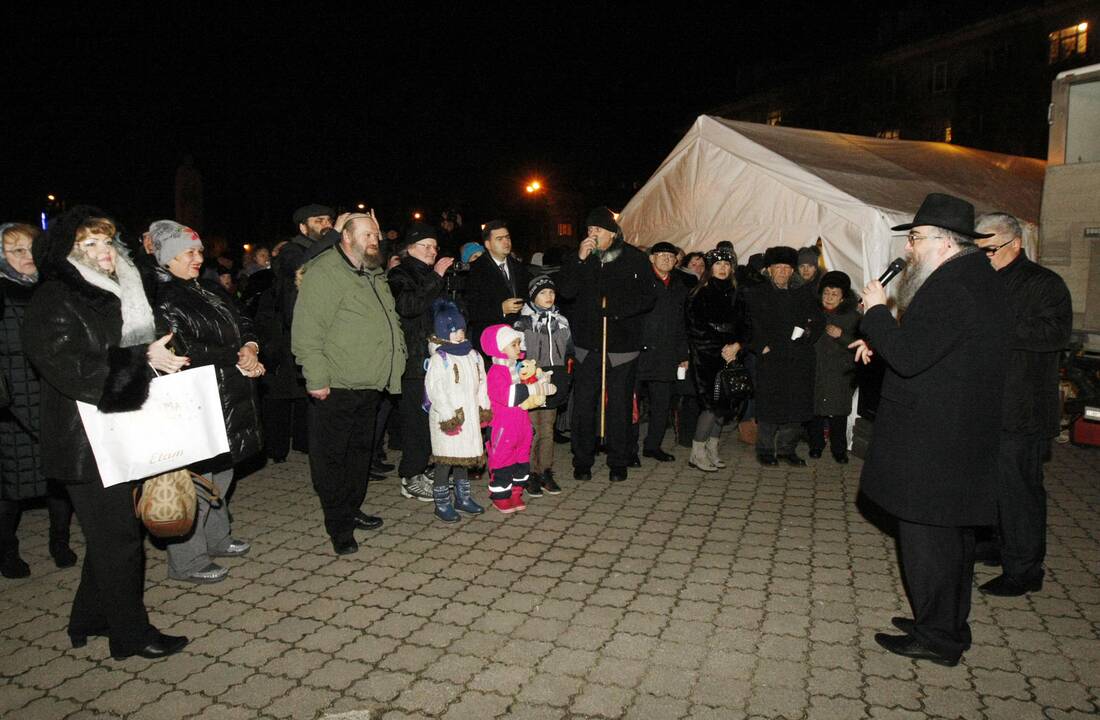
[517,672,584,706]
[441,690,512,719]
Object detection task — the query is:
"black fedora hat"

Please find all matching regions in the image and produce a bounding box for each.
[891,193,993,239]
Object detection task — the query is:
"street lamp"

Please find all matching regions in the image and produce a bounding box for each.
[413,211,422,220]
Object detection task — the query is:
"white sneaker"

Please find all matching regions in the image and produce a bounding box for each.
[401,474,434,502]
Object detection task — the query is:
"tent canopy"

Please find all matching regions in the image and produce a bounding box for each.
[620,115,1045,284]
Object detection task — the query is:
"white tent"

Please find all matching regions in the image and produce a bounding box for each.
[620,115,1046,283]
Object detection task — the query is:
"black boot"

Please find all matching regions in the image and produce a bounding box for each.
[0,500,29,579]
[527,472,544,498]
[47,489,77,568]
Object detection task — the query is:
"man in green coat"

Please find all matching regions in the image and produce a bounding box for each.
[292,213,406,555]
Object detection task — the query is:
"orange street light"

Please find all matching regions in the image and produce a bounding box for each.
[525,185,535,193]
[413,212,422,220]
[243,244,253,252]
[357,203,365,210]
[47,194,56,201]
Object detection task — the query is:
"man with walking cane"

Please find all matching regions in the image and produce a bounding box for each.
[557,207,656,482]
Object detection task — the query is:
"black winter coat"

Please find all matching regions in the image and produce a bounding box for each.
[556,241,657,352]
[1,277,45,500]
[860,249,1010,527]
[638,272,690,382]
[814,296,860,416]
[21,262,155,485]
[387,255,446,379]
[745,281,824,423]
[686,280,748,412]
[998,254,1073,437]
[263,230,339,399]
[153,270,262,467]
[465,253,530,352]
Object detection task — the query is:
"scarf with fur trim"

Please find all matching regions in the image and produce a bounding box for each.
[68,253,156,346]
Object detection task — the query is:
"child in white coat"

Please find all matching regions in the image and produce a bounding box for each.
[424,300,490,522]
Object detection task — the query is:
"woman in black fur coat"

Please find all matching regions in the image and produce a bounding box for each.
[809,271,860,463]
[22,206,190,661]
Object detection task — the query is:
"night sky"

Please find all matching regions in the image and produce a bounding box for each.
[2,2,1028,247]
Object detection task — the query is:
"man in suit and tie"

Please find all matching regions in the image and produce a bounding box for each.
[466,220,531,358]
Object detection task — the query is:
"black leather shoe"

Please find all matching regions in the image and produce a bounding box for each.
[756,453,778,466]
[50,542,78,568]
[891,616,915,635]
[374,460,395,472]
[111,633,189,661]
[627,455,642,468]
[354,513,384,531]
[643,448,675,462]
[978,573,1043,597]
[832,453,849,464]
[779,453,807,467]
[270,456,288,464]
[874,632,959,667]
[609,467,628,483]
[369,471,386,481]
[332,537,359,555]
[573,469,591,481]
[809,449,823,459]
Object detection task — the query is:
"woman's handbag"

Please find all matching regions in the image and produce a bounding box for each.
[77,365,230,487]
[714,359,753,416]
[134,469,222,538]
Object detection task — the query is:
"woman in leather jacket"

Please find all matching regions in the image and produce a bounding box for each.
[150,221,263,584]
[685,248,748,472]
[23,206,189,660]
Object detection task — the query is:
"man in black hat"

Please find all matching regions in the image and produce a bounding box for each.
[632,242,690,462]
[387,222,455,502]
[856,192,1011,666]
[260,204,344,462]
[745,245,824,466]
[557,207,657,482]
[972,212,1072,597]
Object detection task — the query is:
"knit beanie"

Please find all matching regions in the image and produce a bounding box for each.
[432,299,466,339]
[585,206,619,233]
[149,220,203,267]
[528,274,557,302]
[460,242,485,264]
[405,222,437,245]
[797,245,821,267]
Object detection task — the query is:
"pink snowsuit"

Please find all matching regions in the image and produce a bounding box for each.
[479,325,534,500]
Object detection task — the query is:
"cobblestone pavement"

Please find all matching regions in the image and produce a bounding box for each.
[1,438,1098,720]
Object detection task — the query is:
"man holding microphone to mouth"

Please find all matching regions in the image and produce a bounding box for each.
[556,207,656,483]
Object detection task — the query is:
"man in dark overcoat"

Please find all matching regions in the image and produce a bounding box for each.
[557,207,657,482]
[973,212,1072,597]
[745,246,824,465]
[856,193,1011,666]
[632,242,690,462]
[465,220,530,360]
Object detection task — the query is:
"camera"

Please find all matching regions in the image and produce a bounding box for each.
[449,261,470,273]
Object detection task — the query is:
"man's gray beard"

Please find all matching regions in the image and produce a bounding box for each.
[895,256,934,312]
[348,247,382,270]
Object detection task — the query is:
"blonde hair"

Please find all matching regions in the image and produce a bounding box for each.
[1,223,38,247]
[73,217,117,244]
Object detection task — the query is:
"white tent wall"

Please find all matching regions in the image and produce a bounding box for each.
[620,115,1045,286]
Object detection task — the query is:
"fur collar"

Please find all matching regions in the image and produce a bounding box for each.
[597,237,625,265]
[66,255,156,345]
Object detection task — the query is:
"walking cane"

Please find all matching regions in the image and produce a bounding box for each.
[600,296,608,442]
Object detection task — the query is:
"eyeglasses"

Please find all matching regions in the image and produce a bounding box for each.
[411,241,438,251]
[906,232,945,245]
[981,238,1015,255]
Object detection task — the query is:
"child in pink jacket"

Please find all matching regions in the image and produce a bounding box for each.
[478,324,555,513]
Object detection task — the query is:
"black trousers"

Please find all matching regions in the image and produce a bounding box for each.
[0,481,73,554]
[262,396,309,460]
[572,353,637,470]
[308,389,380,542]
[675,393,700,448]
[397,376,431,478]
[896,519,975,659]
[809,415,848,457]
[66,482,156,655]
[995,431,1047,582]
[756,421,803,455]
[631,380,674,453]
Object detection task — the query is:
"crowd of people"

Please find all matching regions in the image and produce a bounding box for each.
[0,191,1072,669]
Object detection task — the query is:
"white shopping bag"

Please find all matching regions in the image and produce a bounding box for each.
[77,365,230,487]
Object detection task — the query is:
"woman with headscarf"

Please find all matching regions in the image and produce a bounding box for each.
[0,223,76,578]
[149,221,263,584]
[685,247,749,472]
[22,206,189,660]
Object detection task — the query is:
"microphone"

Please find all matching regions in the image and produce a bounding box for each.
[877,257,908,287]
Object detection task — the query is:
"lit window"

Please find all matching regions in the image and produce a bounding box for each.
[557,223,573,237]
[767,110,782,126]
[932,61,948,93]
[944,124,953,143]
[1049,23,1088,64]
[877,129,900,140]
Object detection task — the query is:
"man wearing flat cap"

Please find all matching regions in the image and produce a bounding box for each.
[745,245,824,466]
[855,192,1011,666]
[557,207,657,482]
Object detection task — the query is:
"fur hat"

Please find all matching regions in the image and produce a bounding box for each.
[819,270,851,293]
[149,220,203,267]
[528,274,557,302]
[432,299,466,339]
[585,206,619,234]
[292,204,334,226]
[763,246,798,268]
